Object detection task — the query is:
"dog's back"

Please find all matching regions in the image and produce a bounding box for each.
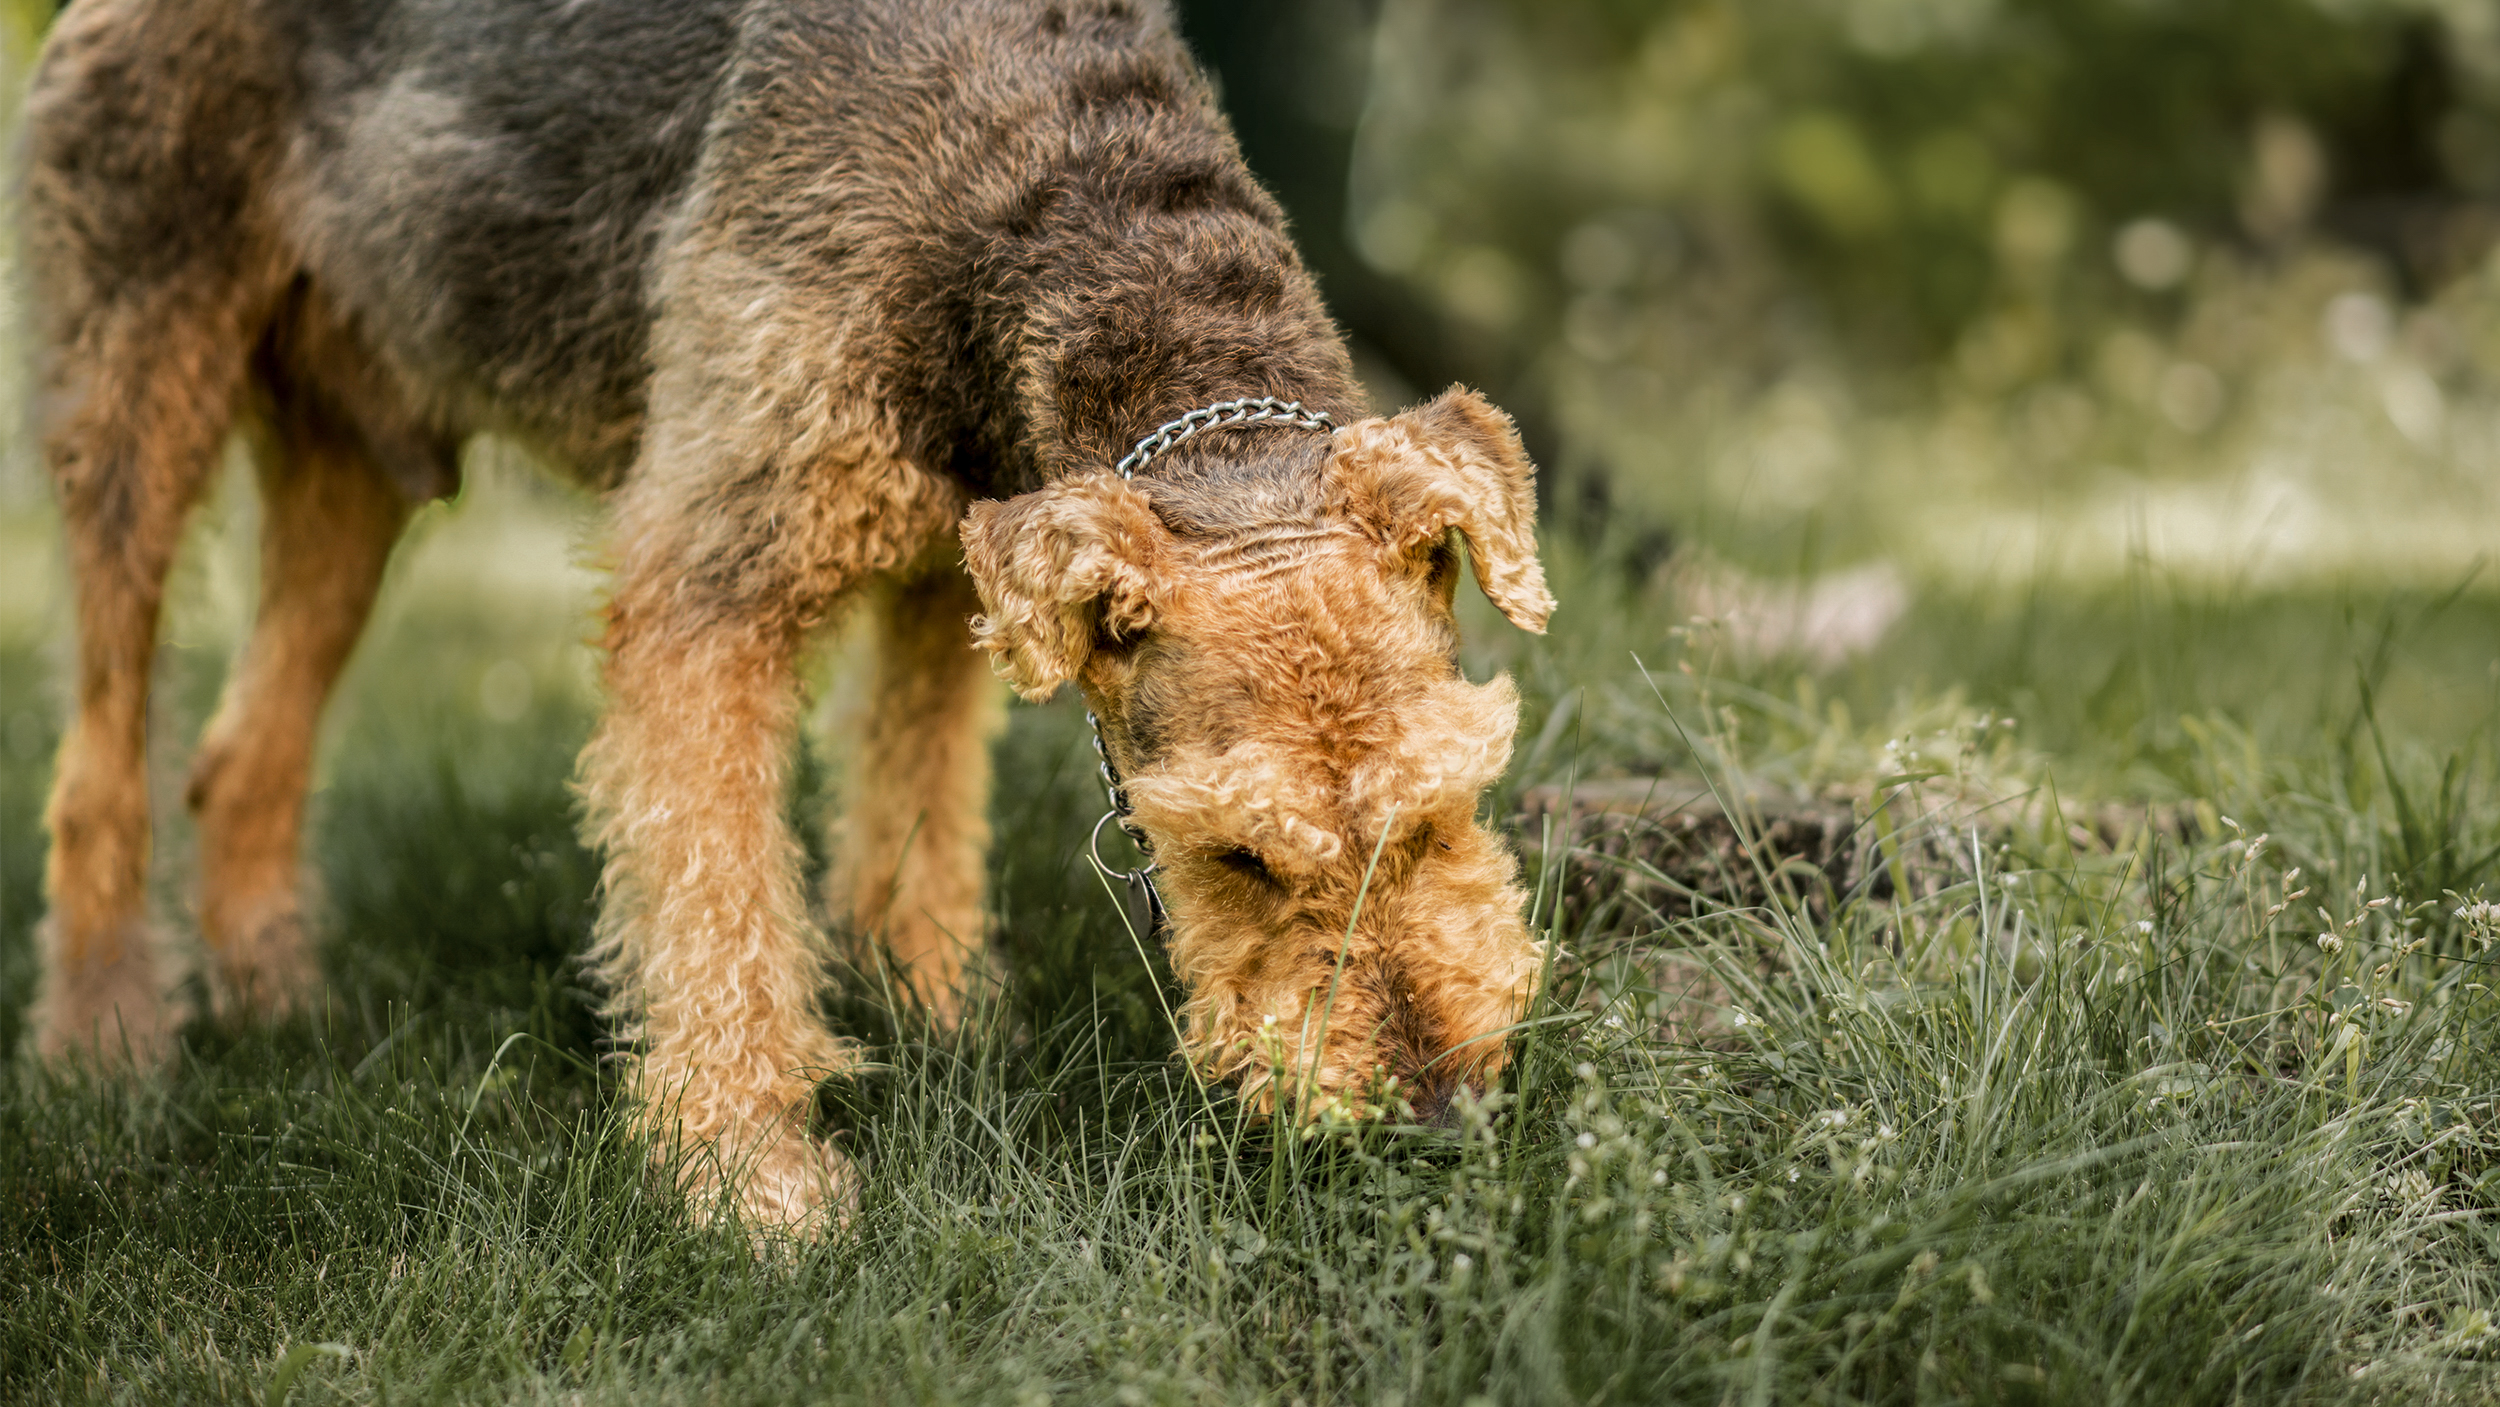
[30,0,1320,495]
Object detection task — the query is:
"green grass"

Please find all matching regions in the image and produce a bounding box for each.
[7,531,2500,1404]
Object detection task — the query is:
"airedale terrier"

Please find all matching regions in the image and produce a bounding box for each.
[24,0,1554,1230]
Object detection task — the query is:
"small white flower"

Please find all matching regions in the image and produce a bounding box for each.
[1451,1254,1473,1274]
[1575,1062,1596,1079]
[1651,1169,1668,1186]
[2379,997,2414,1018]
[1576,1132,1597,1149]
[1728,1008,1758,1029]
[2318,932,2345,955]
[2000,874,2020,889]
[2453,901,2500,951]
[2137,921,2155,935]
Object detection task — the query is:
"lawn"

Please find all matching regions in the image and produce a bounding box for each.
[4,466,2500,1404]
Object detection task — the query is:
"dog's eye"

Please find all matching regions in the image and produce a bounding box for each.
[1214,847,1276,885]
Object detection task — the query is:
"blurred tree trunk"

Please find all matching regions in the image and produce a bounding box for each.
[1170,0,1561,478]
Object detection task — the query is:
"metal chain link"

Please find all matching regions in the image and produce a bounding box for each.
[1087,709,1150,854]
[1114,396,1335,479]
[1085,708,1166,935]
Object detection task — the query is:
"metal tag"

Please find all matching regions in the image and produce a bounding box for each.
[1124,868,1162,942]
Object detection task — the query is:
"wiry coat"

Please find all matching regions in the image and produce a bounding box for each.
[25,0,1553,1231]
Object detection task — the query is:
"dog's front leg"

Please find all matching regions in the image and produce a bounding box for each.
[578,530,863,1233]
[833,567,1003,1027]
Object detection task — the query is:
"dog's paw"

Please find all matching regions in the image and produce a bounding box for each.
[28,915,182,1067]
[739,1127,862,1238]
[205,897,319,1021]
[678,1115,861,1240]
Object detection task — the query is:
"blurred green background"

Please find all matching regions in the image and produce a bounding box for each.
[1179,0,2500,584]
[10,0,2500,598]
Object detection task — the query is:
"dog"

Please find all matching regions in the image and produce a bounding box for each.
[23,0,1555,1230]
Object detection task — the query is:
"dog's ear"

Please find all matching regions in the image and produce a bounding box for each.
[1325,385,1554,632]
[960,472,1167,699]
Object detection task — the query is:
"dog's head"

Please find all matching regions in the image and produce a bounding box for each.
[962,386,1552,1121]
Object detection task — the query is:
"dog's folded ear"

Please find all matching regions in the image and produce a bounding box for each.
[960,472,1168,699]
[1325,385,1555,633]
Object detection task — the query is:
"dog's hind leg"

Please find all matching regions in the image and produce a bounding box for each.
[26,0,302,1065]
[184,352,418,1020]
[31,286,273,1062]
[835,568,1003,1026]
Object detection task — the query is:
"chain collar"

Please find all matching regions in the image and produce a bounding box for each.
[1085,709,1165,936]
[1114,396,1335,479]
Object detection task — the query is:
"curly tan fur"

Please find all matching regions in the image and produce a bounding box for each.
[24,0,1553,1233]
[963,389,1554,1121]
